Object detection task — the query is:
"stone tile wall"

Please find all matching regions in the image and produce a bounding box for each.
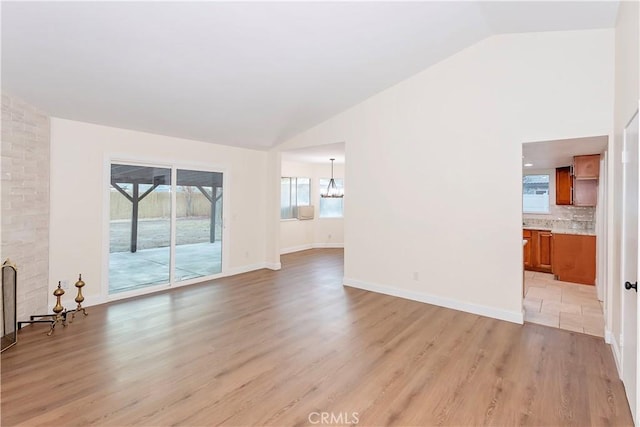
[523,206,596,230]
[1,94,50,321]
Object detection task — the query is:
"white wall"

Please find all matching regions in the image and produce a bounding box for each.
[280,160,344,253]
[272,29,615,323]
[49,118,269,308]
[609,0,639,364]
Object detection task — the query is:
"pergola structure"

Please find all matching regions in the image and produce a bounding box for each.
[111,164,223,253]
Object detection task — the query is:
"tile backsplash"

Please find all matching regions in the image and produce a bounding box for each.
[523,206,595,231]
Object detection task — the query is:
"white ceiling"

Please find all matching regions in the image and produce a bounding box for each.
[1,1,620,149]
[522,135,609,171]
[281,142,345,164]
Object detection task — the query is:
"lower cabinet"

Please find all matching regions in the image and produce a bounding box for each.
[536,231,553,272]
[523,229,553,274]
[552,233,596,285]
[523,230,532,269]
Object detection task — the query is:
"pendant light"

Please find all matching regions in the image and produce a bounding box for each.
[321,158,344,198]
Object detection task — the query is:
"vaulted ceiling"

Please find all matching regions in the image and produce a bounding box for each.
[1,1,619,149]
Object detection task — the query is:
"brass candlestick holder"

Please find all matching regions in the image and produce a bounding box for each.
[17,281,69,335]
[68,274,88,322]
[17,274,89,335]
[48,282,67,336]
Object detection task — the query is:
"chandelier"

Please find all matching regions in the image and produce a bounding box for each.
[320,158,344,198]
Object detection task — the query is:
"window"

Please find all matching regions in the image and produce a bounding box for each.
[319,178,344,218]
[281,177,310,219]
[523,174,550,213]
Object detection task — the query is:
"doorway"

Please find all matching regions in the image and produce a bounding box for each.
[521,136,609,336]
[278,143,345,257]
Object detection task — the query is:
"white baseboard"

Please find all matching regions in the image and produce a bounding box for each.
[312,243,344,249]
[609,331,623,379]
[605,328,612,344]
[343,277,524,324]
[264,262,282,270]
[225,262,275,276]
[280,243,344,254]
[280,244,313,254]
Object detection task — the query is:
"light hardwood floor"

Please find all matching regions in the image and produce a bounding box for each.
[1,249,632,426]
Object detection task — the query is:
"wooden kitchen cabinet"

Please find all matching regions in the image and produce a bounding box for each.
[573,179,598,206]
[536,231,553,272]
[554,155,600,207]
[573,154,600,207]
[573,154,600,179]
[555,166,572,205]
[523,229,552,273]
[552,233,596,285]
[523,230,532,269]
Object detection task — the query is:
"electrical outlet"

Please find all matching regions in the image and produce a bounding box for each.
[412,272,419,281]
[60,280,69,289]
[328,233,332,240]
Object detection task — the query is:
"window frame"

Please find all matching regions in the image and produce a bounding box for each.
[280,176,311,220]
[522,173,551,214]
[318,177,344,218]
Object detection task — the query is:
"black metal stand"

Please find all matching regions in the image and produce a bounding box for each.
[18,276,88,335]
[18,312,68,331]
[66,307,88,322]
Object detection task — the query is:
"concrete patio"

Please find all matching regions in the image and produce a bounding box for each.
[109,241,222,294]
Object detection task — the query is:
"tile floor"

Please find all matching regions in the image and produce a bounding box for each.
[523,270,604,337]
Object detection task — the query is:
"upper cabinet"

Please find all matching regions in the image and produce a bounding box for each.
[554,154,601,207]
[555,166,572,205]
[573,154,600,180]
[574,179,598,206]
[573,154,600,206]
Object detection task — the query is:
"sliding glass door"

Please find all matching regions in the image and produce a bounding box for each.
[109,164,172,294]
[108,163,223,295]
[175,169,223,281]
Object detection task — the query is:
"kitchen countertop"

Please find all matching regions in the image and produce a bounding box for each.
[523,226,596,236]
